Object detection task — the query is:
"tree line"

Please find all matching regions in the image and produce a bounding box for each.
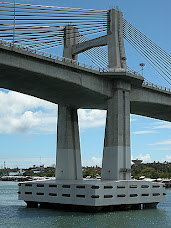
[0,162,170,179]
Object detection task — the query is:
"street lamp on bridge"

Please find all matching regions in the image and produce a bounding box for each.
[140,63,145,77]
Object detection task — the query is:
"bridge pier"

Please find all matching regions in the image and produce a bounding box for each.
[17,9,166,211]
[56,105,82,180]
[101,81,131,180]
[19,80,165,212]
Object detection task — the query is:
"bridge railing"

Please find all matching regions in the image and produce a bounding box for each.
[0,39,142,75]
[126,66,141,76]
[0,39,107,73]
[143,79,171,93]
[0,39,140,75]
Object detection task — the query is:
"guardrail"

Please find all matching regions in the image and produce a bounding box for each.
[143,79,171,93]
[0,39,139,75]
[0,39,106,72]
[127,66,141,76]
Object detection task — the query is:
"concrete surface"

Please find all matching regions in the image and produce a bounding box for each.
[102,82,131,180]
[56,106,82,180]
[18,179,165,207]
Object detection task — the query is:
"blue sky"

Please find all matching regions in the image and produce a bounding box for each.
[0,0,171,168]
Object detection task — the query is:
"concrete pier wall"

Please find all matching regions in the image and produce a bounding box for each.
[102,81,131,180]
[19,179,165,208]
[56,106,82,180]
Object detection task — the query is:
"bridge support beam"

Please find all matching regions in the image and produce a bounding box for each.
[101,81,131,180]
[55,105,82,180]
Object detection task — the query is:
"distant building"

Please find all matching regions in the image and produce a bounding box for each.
[132,158,143,165]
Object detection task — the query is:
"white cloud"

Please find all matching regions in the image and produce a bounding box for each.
[133,130,158,135]
[132,154,151,163]
[78,109,106,129]
[0,91,107,134]
[165,155,171,162]
[2,90,169,137]
[150,148,171,151]
[78,110,136,129]
[0,110,57,134]
[0,90,56,115]
[0,90,57,134]
[150,139,171,146]
[82,156,102,167]
[162,155,171,162]
[152,121,171,129]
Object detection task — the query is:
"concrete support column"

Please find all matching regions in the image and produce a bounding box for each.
[101,81,131,180]
[56,105,83,180]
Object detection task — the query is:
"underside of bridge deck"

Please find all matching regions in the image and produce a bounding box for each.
[0,63,109,109]
[131,101,171,122]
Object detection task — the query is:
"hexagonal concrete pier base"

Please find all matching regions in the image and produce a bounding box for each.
[18,179,165,212]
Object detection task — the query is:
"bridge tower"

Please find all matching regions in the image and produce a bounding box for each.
[107,9,127,71]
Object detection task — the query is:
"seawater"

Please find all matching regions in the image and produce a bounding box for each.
[0,181,170,228]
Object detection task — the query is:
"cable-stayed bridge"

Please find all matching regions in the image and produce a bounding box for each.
[0,2,171,211]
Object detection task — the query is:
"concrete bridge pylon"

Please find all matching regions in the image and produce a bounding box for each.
[107,9,127,71]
